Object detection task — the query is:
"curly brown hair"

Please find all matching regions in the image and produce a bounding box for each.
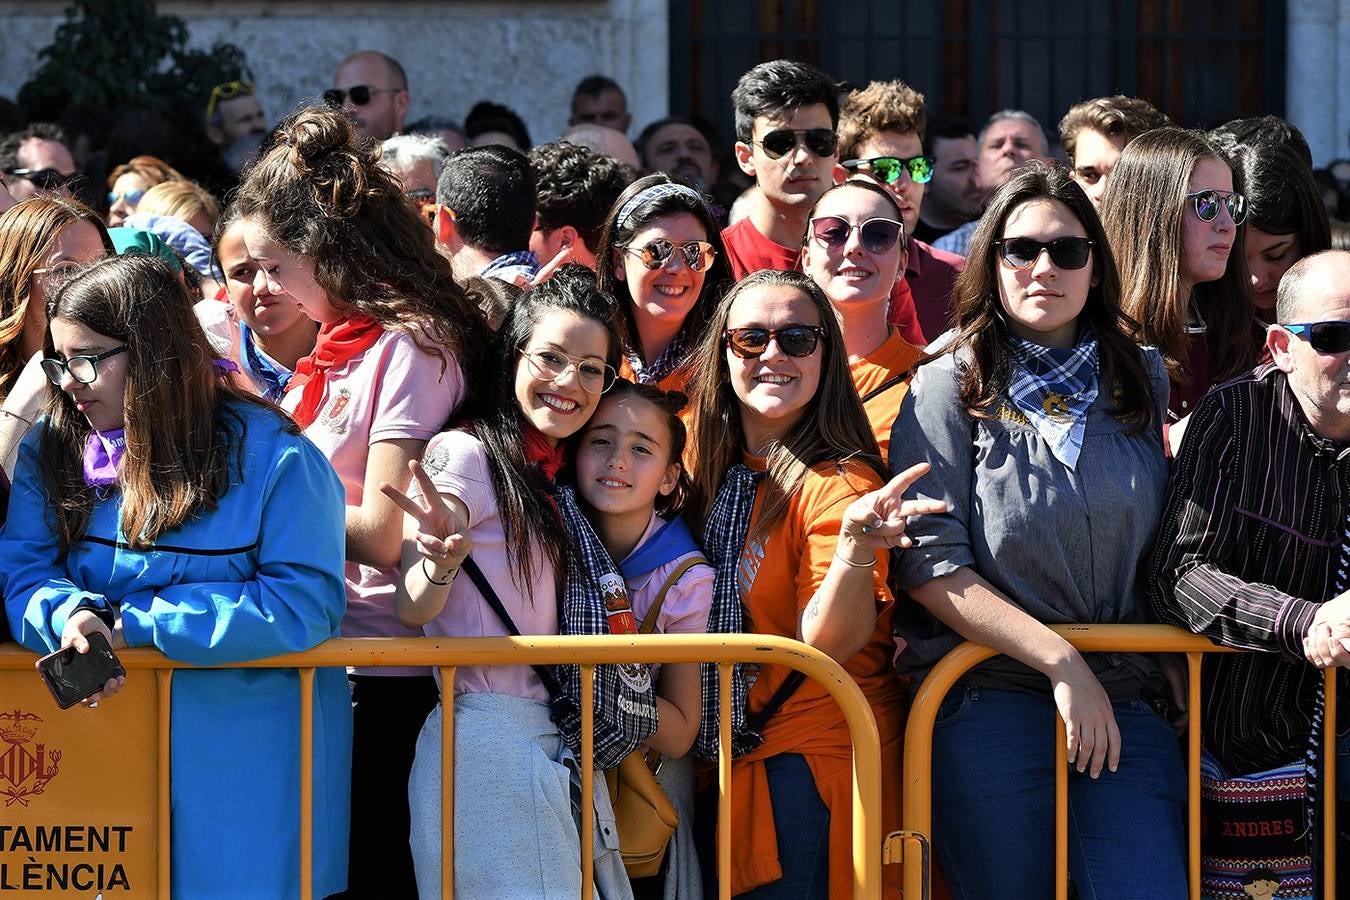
[233,104,486,377]
[837,80,928,161]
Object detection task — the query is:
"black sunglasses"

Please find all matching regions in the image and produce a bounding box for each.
[1186,189,1248,225]
[1282,321,1350,354]
[4,167,76,191]
[323,85,401,107]
[753,128,838,160]
[840,155,936,185]
[994,236,1094,270]
[809,216,905,255]
[624,239,717,272]
[724,325,824,359]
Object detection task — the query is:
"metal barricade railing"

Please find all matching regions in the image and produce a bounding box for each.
[898,624,1339,900]
[0,633,885,900]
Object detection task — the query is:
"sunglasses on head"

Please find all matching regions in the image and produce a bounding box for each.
[994,236,1094,270]
[840,155,936,185]
[752,128,838,160]
[323,85,401,107]
[808,216,905,255]
[1186,189,1248,225]
[206,80,255,121]
[724,325,824,359]
[624,239,717,272]
[1282,321,1350,354]
[5,167,76,191]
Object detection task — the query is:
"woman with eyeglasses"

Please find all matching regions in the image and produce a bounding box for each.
[0,196,113,479]
[684,269,938,899]
[596,173,733,396]
[1100,128,1261,442]
[231,103,487,898]
[800,180,922,457]
[888,163,1185,899]
[104,155,183,228]
[1,254,352,899]
[381,266,634,898]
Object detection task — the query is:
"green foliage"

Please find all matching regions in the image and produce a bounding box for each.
[17,0,251,125]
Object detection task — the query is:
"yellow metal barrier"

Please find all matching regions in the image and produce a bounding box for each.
[898,624,1339,900]
[0,633,884,900]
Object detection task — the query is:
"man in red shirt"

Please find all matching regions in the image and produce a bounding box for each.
[837,80,965,344]
[722,60,839,280]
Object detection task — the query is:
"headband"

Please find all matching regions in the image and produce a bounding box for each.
[615,183,704,230]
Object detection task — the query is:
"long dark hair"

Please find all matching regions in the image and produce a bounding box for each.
[462,264,623,586]
[594,173,733,369]
[40,255,288,555]
[233,104,487,378]
[685,269,885,535]
[938,162,1156,428]
[1227,139,1332,255]
[1100,127,1260,384]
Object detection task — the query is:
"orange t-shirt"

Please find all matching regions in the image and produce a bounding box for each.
[726,455,905,897]
[850,329,923,458]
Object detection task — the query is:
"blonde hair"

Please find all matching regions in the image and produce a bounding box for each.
[837,80,928,160]
[137,180,220,230]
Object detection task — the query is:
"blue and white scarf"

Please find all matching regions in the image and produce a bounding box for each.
[1006,325,1099,470]
[627,332,690,387]
[238,323,293,403]
[552,483,660,771]
[693,463,765,761]
[480,250,540,285]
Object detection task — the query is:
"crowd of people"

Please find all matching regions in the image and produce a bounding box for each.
[1,47,1349,900]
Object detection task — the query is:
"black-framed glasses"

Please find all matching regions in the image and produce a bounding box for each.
[520,347,616,395]
[323,85,402,107]
[1186,189,1248,225]
[206,80,255,122]
[624,239,717,272]
[808,216,905,255]
[41,346,127,386]
[1282,321,1350,354]
[4,167,76,191]
[752,128,838,160]
[840,155,936,185]
[994,236,1094,270]
[724,325,824,359]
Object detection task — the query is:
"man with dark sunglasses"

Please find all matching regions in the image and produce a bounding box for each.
[329,50,410,142]
[1150,251,1350,893]
[837,79,965,345]
[722,60,840,280]
[0,122,78,202]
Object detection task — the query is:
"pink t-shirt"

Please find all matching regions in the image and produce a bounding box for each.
[282,328,464,675]
[623,512,714,682]
[419,429,560,702]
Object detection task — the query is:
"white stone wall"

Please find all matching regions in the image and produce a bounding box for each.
[0,0,670,145]
[1285,0,1350,166]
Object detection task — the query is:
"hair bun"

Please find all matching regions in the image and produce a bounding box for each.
[277,106,370,218]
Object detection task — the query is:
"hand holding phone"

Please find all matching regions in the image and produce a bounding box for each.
[38,618,127,709]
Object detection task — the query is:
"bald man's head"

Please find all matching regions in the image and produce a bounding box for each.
[330,51,410,141]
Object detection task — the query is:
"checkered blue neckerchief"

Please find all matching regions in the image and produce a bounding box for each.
[1006,324,1099,470]
[627,331,690,387]
[551,483,659,770]
[480,250,540,285]
[693,462,766,761]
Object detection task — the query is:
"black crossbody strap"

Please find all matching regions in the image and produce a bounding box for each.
[746,671,806,733]
[461,555,564,698]
[861,372,909,403]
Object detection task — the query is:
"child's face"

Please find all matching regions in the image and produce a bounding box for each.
[575,393,679,519]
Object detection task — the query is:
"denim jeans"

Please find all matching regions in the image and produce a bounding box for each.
[735,753,831,900]
[931,686,1187,900]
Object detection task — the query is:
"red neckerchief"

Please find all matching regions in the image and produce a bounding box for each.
[522,421,565,482]
[285,314,384,428]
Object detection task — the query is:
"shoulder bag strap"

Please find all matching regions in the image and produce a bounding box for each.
[639,556,707,634]
[460,555,565,698]
[861,372,909,404]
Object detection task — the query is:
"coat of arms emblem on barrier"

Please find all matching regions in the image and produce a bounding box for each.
[0,709,61,806]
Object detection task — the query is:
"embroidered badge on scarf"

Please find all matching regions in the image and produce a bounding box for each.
[1006,325,1099,470]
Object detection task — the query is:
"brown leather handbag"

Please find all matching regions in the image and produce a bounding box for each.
[605,557,704,878]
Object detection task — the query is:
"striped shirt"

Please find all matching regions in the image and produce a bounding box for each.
[1148,362,1350,775]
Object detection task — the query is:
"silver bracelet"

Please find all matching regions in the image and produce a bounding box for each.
[834,548,875,569]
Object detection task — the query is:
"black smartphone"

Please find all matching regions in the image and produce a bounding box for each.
[35,631,126,709]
